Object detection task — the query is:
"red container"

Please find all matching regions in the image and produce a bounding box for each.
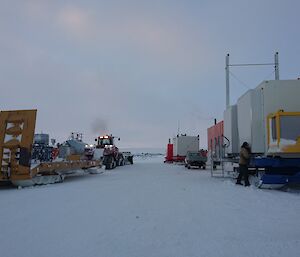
[165,144,173,162]
[207,121,224,152]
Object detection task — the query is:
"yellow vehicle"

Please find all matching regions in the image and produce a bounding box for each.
[0,110,101,187]
[267,110,300,157]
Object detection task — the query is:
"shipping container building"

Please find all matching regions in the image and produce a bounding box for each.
[207,121,224,159]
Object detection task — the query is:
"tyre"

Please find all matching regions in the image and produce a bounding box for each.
[128,156,133,164]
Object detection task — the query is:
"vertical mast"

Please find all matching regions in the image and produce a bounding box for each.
[274,52,279,80]
[225,54,230,108]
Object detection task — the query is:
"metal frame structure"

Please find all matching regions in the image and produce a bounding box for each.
[225,52,280,108]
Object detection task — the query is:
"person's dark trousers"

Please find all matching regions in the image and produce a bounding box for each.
[237,164,250,186]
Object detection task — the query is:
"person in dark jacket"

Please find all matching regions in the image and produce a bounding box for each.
[236,142,251,186]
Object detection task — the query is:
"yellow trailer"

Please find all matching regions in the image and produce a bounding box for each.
[0,110,101,187]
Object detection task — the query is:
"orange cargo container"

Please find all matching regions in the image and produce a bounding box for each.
[207,121,224,158]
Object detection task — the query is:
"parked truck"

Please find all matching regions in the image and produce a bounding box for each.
[184,150,207,169]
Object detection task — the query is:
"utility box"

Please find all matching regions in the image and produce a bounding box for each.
[224,105,239,155]
[172,135,199,157]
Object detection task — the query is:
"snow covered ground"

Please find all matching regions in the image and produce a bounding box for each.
[1,155,300,257]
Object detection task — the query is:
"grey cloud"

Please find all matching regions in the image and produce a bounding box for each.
[91,118,109,135]
[1,0,300,149]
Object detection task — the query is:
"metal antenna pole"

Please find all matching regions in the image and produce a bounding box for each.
[225,54,230,108]
[274,52,279,80]
[225,52,280,106]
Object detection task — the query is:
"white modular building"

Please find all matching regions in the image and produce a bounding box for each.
[173,135,199,156]
[224,80,300,155]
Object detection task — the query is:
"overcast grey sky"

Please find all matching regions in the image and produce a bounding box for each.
[1,0,300,148]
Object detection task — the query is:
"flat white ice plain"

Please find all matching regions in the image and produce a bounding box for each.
[1,155,300,257]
